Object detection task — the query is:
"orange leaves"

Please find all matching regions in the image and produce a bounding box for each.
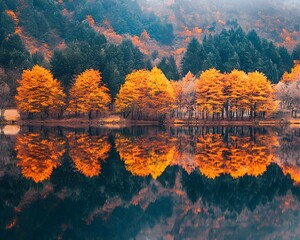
[247,71,275,113]
[67,133,111,177]
[115,132,176,179]
[86,15,95,27]
[195,131,277,179]
[68,69,111,116]
[147,67,176,115]
[281,64,300,84]
[115,69,150,113]
[194,68,275,118]
[15,133,65,183]
[6,10,19,25]
[116,68,175,119]
[140,30,151,41]
[15,65,66,114]
[196,68,225,114]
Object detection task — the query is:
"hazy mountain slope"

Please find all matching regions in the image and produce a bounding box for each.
[138,0,300,50]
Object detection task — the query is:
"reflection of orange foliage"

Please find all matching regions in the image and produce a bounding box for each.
[6,10,19,24]
[172,135,197,174]
[196,132,277,179]
[115,132,176,179]
[281,165,300,184]
[67,133,111,177]
[15,133,65,183]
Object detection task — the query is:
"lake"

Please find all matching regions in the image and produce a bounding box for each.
[1,125,300,239]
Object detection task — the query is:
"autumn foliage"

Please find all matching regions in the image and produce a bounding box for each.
[15,133,65,183]
[14,64,277,121]
[115,67,175,120]
[68,69,111,119]
[15,65,66,119]
[275,63,300,117]
[67,133,111,177]
[115,131,176,179]
[194,68,275,120]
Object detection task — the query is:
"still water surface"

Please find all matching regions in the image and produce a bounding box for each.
[1,125,300,239]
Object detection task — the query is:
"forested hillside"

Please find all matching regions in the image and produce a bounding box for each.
[181,28,293,83]
[0,0,299,107]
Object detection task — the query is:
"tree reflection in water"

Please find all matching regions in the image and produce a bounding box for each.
[2,126,300,239]
[67,132,111,177]
[15,132,65,183]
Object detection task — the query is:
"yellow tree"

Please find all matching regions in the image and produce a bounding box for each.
[115,69,150,119]
[68,69,111,119]
[247,71,275,118]
[225,70,251,120]
[15,65,66,119]
[115,68,175,120]
[146,67,176,120]
[195,68,225,120]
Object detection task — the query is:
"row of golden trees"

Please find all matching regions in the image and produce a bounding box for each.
[15,65,111,119]
[15,128,300,183]
[116,68,276,120]
[15,65,276,120]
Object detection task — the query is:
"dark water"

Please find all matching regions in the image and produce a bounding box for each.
[1,125,300,239]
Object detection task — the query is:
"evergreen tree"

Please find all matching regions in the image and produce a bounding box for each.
[292,43,300,60]
[158,56,180,80]
[181,38,207,76]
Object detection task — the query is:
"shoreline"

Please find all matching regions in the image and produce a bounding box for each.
[1,118,298,127]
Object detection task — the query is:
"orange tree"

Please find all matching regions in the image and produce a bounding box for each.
[195,68,225,120]
[68,69,111,119]
[247,71,276,118]
[115,67,175,121]
[15,65,66,119]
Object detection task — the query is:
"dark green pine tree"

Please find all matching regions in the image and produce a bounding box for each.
[265,42,281,65]
[203,34,215,53]
[102,62,121,97]
[215,30,236,72]
[181,38,207,76]
[247,30,262,51]
[292,43,300,60]
[158,56,180,80]
[278,46,293,74]
[50,51,70,86]
[0,34,30,69]
[223,52,240,72]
